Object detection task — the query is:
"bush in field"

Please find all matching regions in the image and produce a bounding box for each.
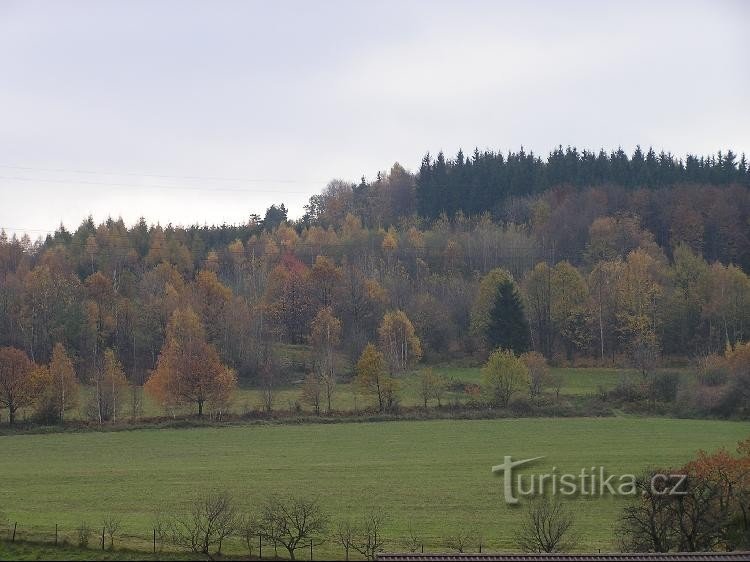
[481,349,529,407]
[698,354,730,387]
[521,351,551,401]
[649,371,681,403]
[77,522,92,548]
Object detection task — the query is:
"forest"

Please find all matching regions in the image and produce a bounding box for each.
[0,146,749,423]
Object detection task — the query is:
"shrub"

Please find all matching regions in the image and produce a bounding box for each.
[509,395,534,416]
[650,371,681,402]
[77,522,92,548]
[698,354,729,387]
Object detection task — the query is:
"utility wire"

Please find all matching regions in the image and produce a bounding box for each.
[0,174,315,194]
[0,164,328,184]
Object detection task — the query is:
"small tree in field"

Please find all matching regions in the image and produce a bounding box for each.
[146,307,237,416]
[335,518,357,561]
[356,343,399,412]
[352,510,386,561]
[258,495,328,560]
[301,372,322,415]
[445,528,475,552]
[170,490,239,558]
[521,351,550,400]
[482,349,529,407]
[103,514,122,549]
[515,496,577,553]
[418,368,448,408]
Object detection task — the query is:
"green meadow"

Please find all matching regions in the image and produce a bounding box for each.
[9,364,691,422]
[1,417,746,558]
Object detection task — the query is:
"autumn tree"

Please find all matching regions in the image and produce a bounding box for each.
[377,310,422,374]
[617,249,664,375]
[481,349,529,407]
[0,346,35,424]
[145,307,237,416]
[266,255,314,344]
[355,343,398,412]
[34,342,79,423]
[619,441,750,552]
[309,306,341,413]
[301,373,322,415]
[521,351,550,400]
[190,270,232,346]
[418,368,447,408]
[91,348,129,423]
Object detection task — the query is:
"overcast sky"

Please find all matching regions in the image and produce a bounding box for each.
[1,0,748,237]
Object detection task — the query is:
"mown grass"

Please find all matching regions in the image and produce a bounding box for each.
[0,417,746,559]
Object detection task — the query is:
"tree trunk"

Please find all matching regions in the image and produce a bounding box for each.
[198,400,203,417]
[9,405,16,425]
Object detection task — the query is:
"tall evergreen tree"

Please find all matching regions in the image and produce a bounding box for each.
[486,279,531,354]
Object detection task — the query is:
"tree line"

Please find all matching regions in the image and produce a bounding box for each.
[1,210,750,423]
[414,146,750,220]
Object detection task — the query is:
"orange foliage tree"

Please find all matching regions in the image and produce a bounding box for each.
[145,307,236,416]
[0,346,35,424]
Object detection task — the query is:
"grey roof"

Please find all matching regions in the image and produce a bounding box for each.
[377,553,750,562]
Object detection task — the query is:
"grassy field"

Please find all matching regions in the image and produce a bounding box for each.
[0,417,746,558]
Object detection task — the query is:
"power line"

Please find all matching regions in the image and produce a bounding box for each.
[0,164,328,185]
[0,174,315,194]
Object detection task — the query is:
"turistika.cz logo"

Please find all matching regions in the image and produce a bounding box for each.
[491,456,687,504]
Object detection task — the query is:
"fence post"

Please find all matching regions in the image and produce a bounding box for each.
[55,523,58,546]
[421,543,424,553]
[12,522,17,542]
[101,526,105,550]
[154,528,156,553]
[259,534,262,559]
[479,540,482,553]
[310,540,313,560]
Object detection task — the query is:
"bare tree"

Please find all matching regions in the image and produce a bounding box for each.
[102,514,122,550]
[406,523,422,552]
[170,490,240,559]
[258,495,328,560]
[515,496,577,553]
[616,473,675,553]
[334,518,357,561]
[151,508,169,553]
[352,510,386,561]
[445,528,475,552]
[240,514,261,558]
[77,521,92,548]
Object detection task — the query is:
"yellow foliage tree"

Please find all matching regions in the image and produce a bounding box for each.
[481,349,529,407]
[378,310,422,373]
[355,343,398,412]
[34,342,79,423]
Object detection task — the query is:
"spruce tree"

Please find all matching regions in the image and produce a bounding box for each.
[486,279,531,354]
